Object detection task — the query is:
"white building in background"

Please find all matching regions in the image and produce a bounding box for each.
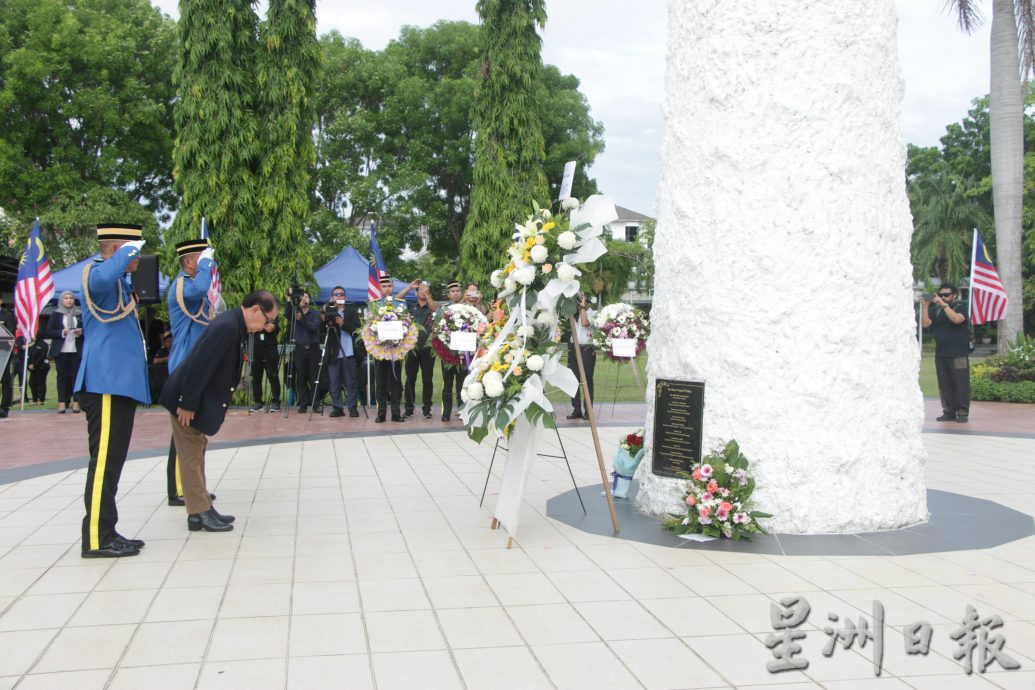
[605,205,653,243]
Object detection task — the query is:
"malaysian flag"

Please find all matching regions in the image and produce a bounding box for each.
[367,222,387,301]
[200,217,222,308]
[14,219,55,340]
[969,229,1008,326]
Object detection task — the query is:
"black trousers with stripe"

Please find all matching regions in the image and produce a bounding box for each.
[166,437,182,500]
[80,392,137,550]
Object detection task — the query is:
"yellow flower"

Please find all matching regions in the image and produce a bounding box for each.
[502,262,515,276]
[524,237,535,250]
[542,221,556,232]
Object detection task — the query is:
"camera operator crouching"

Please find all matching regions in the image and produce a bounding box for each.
[321,286,363,417]
[289,291,322,413]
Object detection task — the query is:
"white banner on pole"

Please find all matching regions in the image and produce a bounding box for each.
[492,415,545,539]
[558,161,577,201]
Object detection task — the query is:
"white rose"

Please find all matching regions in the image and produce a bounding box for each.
[512,265,536,286]
[561,197,579,211]
[529,244,548,264]
[541,209,552,220]
[526,354,544,371]
[517,325,535,338]
[490,270,503,289]
[503,276,517,293]
[557,231,577,250]
[466,382,484,401]
[534,311,555,326]
[556,263,578,283]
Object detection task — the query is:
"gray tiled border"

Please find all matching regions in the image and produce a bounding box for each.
[547,483,1035,556]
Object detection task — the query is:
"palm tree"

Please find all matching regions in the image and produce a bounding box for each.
[911,173,993,283]
[944,0,1034,348]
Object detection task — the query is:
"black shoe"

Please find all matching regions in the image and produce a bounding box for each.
[298,405,308,413]
[0,410,8,419]
[82,540,140,558]
[168,496,185,507]
[269,403,280,412]
[375,414,386,423]
[404,408,415,418]
[441,414,450,422]
[313,403,324,414]
[567,411,583,420]
[114,533,145,549]
[329,407,345,418]
[210,506,236,524]
[392,415,405,422]
[249,403,263,413]
[349,408,359,418]
[188,508,234,532]
[956,416,969,423]
[423,411,433,419]
[936,414,956,422]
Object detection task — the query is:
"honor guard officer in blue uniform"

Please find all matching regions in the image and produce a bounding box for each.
[165,238,215,506]
[76,223,150,558]
[372,274,408,423]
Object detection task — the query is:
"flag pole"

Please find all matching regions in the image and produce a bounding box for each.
[968,228,979,324]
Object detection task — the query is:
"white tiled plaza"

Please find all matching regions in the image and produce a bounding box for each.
[2,428,1035,689]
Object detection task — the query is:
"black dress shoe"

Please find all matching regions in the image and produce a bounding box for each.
[298,405,308,413]
[349,408,359,418]
[566,411,583,420]
[114,533,145,549]
[956,416,969,423]
[210,506,236,524]
[168,496,185,507]
[441,414,450,422]
[188,508,234,532]
[82,540,140,558]
[423,411,433,419]
[392,414,405,422]
[375,414,386,423]
[936,414,956,422]
[329,407,345,418]
[404,408,415,417]
[313,403,324,414]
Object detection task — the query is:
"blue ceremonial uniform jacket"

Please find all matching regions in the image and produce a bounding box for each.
[370,296,408,312]
[167,258,214,373]
[74,245,151,404]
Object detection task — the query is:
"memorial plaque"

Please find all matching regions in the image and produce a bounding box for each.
[651,379,704,478]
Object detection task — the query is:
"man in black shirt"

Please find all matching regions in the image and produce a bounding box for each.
[922,283,970,423]
[398,280,437,418]
[250,310,281,412]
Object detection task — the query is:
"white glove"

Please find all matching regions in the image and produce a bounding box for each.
[199,247,215,262]
[123,240,145,254]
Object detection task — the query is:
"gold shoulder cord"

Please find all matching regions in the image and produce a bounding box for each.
[176,275,213,325]
[81,263,136,323]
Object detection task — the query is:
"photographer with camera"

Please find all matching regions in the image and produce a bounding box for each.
[567,291,597,420]
[249,308,281,413]
[922,283,970,423]
[464,282,488,316]
[321,286,363,418]
[289,291,322,413]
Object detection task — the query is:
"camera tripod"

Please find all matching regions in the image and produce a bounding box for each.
[309,306,369,422]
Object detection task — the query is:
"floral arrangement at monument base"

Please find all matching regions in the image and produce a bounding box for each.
[361,300,418,361]
[611,428,645,499]
[592,302,650,361]
[460,195,618,443]
[664,440,772,540]
[432,303,488,370]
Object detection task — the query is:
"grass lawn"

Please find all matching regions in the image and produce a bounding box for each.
[9,347,951,412]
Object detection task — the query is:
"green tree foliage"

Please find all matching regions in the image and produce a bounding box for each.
[312,22,603,282]
[170,0,261,301]
[0,0,176,265]
[461,0,551,287]
[255,0,319,294]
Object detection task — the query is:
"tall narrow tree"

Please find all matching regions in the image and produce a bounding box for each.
[944,0,1034,348]
[461,0,550,286]
[255,0,320,294]
[171,0,261,304]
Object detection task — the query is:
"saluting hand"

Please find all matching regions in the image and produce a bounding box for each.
[176,407,195,427]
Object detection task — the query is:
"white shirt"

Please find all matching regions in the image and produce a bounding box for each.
[571,308,595,345]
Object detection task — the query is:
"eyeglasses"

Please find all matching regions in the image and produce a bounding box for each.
[261,311,275,326]
[938,293,953,298]
[332,292,345,297]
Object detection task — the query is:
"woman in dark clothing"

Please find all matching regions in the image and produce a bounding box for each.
[46,291,84,413]
[26,335,50,404]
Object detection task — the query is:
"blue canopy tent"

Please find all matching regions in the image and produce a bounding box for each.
[49,254,171,303]
[314,246,414,304]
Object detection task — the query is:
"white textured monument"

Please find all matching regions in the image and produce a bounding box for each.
[635,1,928,533]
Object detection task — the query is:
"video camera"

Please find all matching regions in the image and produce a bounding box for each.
[288,285,307,303]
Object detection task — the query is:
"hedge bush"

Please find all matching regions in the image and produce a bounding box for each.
[971,335,1035,403]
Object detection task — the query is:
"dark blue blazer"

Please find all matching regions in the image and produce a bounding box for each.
[46,310,84,358]
[160,308,245,436]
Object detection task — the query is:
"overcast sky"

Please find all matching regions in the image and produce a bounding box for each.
[154,1,992,217]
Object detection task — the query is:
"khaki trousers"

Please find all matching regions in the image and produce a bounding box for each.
[168,414,211,515]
